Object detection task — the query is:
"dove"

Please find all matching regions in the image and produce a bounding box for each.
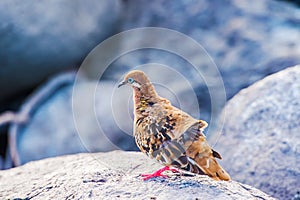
[118,70,230,181]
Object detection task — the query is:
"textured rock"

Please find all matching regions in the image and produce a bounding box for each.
[0,0,120,102]
[210,65,300,199]
[0,151,275,199]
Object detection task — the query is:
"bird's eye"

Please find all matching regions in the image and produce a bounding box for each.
[128,77,135,83]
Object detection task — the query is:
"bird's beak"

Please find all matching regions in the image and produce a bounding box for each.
[118,81,126,88]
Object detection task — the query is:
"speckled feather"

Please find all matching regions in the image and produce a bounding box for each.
[120,70,230,181]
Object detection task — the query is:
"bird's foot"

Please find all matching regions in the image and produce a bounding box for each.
[141,166,180,181]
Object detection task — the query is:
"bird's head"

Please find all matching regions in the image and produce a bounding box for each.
[118,70,151,89]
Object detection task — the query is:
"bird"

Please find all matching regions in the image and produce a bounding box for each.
[118,70,230,181]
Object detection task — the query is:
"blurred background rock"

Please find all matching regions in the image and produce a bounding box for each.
[0,0,122,168]
[210,65,300,199]
[0,0,299,197]
[0,0,121,105]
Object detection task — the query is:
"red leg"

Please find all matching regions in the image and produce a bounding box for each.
[141,166,180,181]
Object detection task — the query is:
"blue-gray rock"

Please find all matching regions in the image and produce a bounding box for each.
[114,0,300,99]
[210,65,300,200]
[0,0,120,102]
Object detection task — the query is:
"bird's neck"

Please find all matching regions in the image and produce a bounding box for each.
[133,83,159,117]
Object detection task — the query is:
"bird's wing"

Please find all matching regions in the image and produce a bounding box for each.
[135,105,230,181]
[134,108,190,167]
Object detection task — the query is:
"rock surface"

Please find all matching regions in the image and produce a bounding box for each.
[0,151,275,200]
[210,65,300,199]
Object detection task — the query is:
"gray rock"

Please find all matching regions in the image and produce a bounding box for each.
[0,0,121,102]
[110,0,300,100]
[0,151,275,200]
[210,65,300,199]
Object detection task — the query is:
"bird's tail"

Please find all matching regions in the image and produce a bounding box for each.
[185,139,231,181]
[193,152,231,181]
[181,121,230,181]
